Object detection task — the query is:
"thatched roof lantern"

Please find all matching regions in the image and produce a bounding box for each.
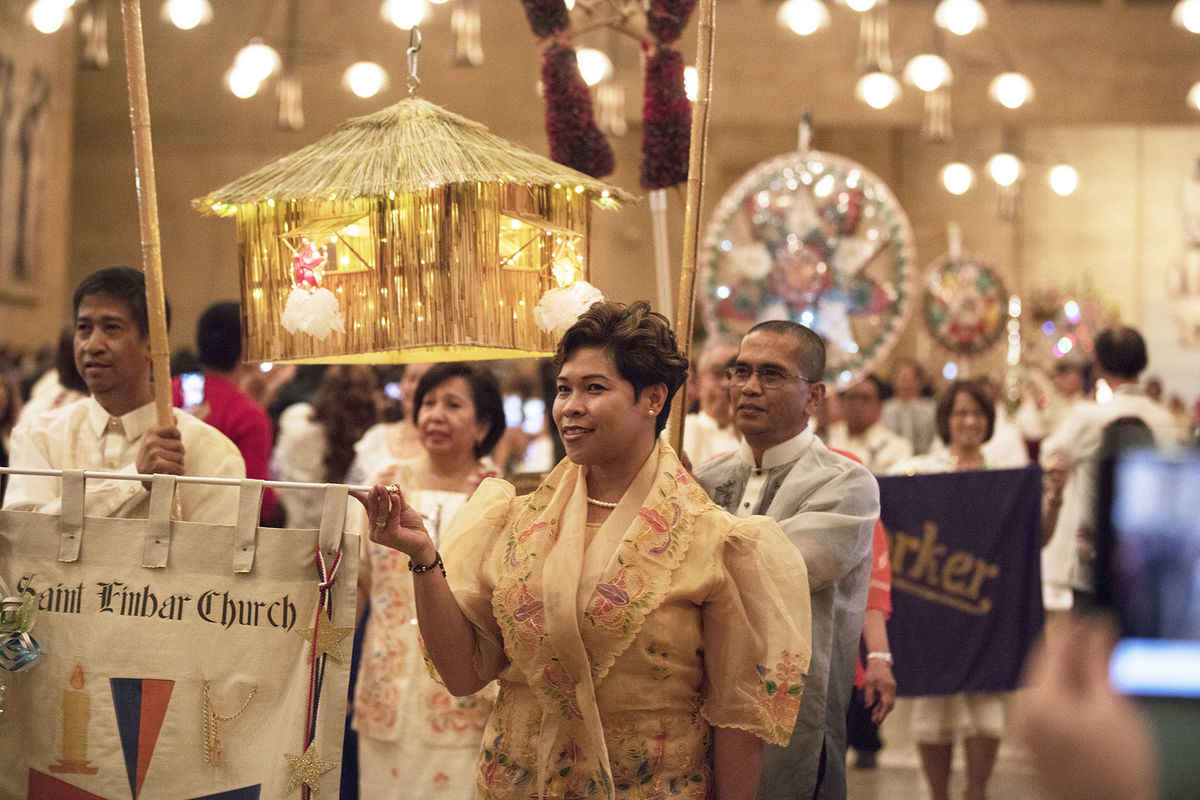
[195,98,633,364]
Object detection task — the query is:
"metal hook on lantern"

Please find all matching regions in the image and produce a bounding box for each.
[797,109,814,154]
[407,26,423,96]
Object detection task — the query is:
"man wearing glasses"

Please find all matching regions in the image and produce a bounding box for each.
[696,320,880,800]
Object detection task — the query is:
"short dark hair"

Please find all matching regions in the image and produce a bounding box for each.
[554,300,688,436]
[197,302,242,372]
[936,380,996,445]
[72,266,170,337]
[746,320,826,381]
[844,373,889,402]
[1094,327,1148,380]
[412,363,506,459]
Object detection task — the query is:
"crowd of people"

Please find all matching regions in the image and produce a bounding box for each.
[0,264,1190,800]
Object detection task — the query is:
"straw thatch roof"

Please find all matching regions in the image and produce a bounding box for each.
[194,98,636,212]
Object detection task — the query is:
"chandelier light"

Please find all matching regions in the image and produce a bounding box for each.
[843,0,880,12]
[343,62,389,99]
[1048,164,1079,196]
[685,66,698,102]
[903,53,953,92]
[988,72,1034,109]
[1188,81,1200,110]
[941,162,974,195]
[28,0,73,34]
[987,152,1024,187]
[575,48,614,87]
[855,70,902,109]
[933,0,987,36]
[161,0,212,30]
[381,0,430,30]
[226,67,261,99]
[234,39,281,83]
[778,0,832,36]
[1172,0,1200,33]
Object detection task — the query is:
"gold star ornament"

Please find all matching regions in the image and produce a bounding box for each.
[284,740,337,795]
[295,623,354,664]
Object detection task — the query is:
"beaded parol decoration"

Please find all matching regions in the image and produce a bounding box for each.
[923,254,1009,356]
[700,150,917,389]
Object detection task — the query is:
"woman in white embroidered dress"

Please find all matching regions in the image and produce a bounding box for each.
[355,301,813,800]
[890,379,1021,800]
[352,362,507,798]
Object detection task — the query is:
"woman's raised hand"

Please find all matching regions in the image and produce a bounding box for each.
[351,484,434,559]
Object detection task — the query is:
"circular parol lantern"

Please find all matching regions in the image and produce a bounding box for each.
[922,253,1008,355]
[699,150,917,389]
[194,98,633,364]
[1023,287,1119,366]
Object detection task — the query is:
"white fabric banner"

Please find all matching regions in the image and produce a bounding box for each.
[0,474,359,800]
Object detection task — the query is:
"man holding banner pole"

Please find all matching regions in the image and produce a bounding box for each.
[696,321,879,800]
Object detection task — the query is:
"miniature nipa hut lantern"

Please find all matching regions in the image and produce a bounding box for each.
[194,98,633,363]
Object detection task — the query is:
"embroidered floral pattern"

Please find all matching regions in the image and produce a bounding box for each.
[496,580,546,650]
[426,685,492,737]
[754,650,806,744]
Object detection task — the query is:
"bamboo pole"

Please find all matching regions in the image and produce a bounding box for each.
[667,0,716,455]
[120,0,173,428]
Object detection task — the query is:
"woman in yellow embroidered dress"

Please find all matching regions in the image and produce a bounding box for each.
[355,302,813,800]
[353,363,506,798]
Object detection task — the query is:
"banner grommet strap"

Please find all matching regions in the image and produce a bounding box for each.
[233,480,265,574]
[143,474,178,568]
[317,485,348,561]
[57,469,86,563]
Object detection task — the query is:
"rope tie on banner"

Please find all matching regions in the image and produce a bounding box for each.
[300,545,343,800]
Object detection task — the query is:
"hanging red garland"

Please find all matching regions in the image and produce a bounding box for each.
[641,47,691,189]
[647,0,698,45]
[542,43,616,178]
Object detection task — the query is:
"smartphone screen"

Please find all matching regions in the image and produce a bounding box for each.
[180,372,205,410]
[1105,450,1200,697]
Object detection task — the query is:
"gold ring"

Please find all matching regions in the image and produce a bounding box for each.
[374,517,387,530]
[386,484,400,494]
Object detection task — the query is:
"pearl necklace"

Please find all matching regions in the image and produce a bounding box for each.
[586,496,619,509]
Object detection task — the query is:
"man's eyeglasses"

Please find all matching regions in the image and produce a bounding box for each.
[725,364,814,389]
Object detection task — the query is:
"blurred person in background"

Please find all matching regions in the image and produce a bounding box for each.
[970,376,1029,468]
[1017,360,1088,444]
[18,327,87,424]
[350,363,507,798]
[826,374,912,474]
[882,358,938,455]
[346,362,431,485]
[0,370,23,501]
[889,380,1014,800]
[271,366,379,528]
[682,337,741,469]
[171,302,279,524]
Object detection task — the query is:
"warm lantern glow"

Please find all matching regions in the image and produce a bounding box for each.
[380,0,430,30]
[934,0,987,35]
[941,162,975,195]
[988,72,1034,109]
[161,0,212,30]
[575,48,613,87]
[1188,81,1200,111]
[777,0,832,36]
[903,54,954,92]
[1048,164,1079,196]
[234,39,281,83]
[1172,0,1200,33]
[855,71,901,110]
[844,0,879,12]
[343,62,389,99]
[28,0,73,34]
[226,67,261,99]
[987,153,1024,187]
[684,66,698,102]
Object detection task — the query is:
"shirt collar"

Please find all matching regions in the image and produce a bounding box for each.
[85,395,160,441]
[738,425,814,471]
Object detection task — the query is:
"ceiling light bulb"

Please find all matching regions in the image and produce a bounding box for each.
[226,67,261,99]
[161,0,212,30]
[575,48,613,87]
[380,0,430,30]
[988,72,1034,109]
[933,0,987,36]
[564,0,575,8]
[855,71,901,110]
[1188,82,1200,110]
[941,162,974,195]
[843,0,879,12]
[28,0,72,34]
[1173,0,1200,33]
[987,152,1023,187]
[777,0,832,36]
[903,54,954,92]
[1048,164,1079,196]
[344,61,388,99]
[234,39,281,83]
[684,66,698,102]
